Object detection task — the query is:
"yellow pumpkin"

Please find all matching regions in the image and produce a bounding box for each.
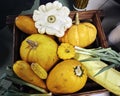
[46,59,87,94]
[59,13,97,48]
[20,34,59,71]
[57,43,75,60]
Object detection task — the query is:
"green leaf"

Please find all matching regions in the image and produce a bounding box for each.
[75,46,120,75]
[80,57,100,62]
[4,90,52,96]
[6,76,48,93]
[94,64,116,77]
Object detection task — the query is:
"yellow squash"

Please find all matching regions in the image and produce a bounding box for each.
[46,59,87,94]
[20,34,59,71]
[13,60,46,89]
[57,43,75,60]
[59,13,97,48]
[15,15,38,34]
[31,63,48,79]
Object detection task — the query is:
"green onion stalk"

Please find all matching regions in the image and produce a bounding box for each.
[74,46,120,75]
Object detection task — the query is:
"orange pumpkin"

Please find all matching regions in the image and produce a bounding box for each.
[46,59,87,94]
[59,13,97,48]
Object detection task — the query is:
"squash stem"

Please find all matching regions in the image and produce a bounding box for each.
[26,39,38,49]
[75,13,80,25]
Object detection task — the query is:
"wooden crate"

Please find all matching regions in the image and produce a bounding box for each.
[7,10,109,95]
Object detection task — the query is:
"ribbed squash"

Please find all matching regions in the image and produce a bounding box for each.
[57,43,75,60]
[31,63,48,79]
[59,13,97,48]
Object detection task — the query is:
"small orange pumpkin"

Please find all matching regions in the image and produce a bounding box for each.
[59,13,97,48]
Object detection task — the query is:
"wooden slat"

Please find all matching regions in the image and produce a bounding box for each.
[6,10,104,25]
[69,10,104,20]
[93,12,108,48]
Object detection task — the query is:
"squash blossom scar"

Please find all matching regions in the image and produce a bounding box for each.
[65,49,70,53]
[74,65,83,77]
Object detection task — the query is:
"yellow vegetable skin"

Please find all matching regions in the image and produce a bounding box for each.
[13,60,46,89]
[74,54,120,96]
[20,34,59,72]
[59,13,97,48]
[31,63,48,79]
[57,43,75,60]
[46,59,87,94]
[15,15,38,34]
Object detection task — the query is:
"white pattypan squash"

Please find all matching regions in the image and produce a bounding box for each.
[33,1,72,37]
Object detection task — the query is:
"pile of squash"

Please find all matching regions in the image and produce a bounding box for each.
[13,1,98,95]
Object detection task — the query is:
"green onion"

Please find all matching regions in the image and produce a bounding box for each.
[4,90,52,96]
[75,46,120,75]
[6,76,48,93]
